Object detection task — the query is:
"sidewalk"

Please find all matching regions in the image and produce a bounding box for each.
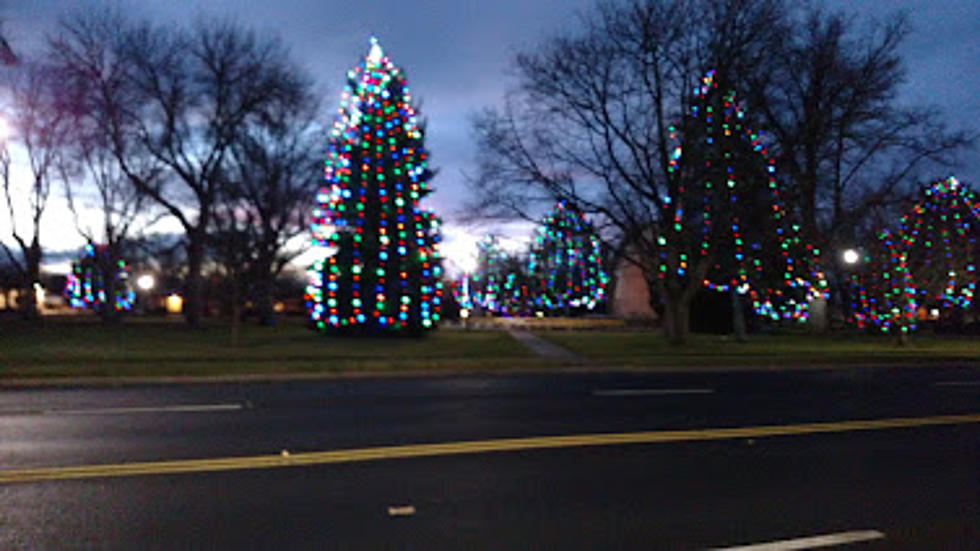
[506,330,581,361]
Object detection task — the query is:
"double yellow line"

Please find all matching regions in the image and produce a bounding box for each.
[3,412,979,485]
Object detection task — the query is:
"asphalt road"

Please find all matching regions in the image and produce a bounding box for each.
[1,365,978,549]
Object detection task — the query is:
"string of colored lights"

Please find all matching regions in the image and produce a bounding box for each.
[64,243,135,312]
[527,201,609,314]
[462,235,532,316]
[662,70,827,323]
[849,177,979,332]
[306,38,443,333]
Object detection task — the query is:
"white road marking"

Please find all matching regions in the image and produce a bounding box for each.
[711,529,885,550]
[592,388,714,397]
[933,380,980,387]
[387,505,416,517]
[43,403,244,416]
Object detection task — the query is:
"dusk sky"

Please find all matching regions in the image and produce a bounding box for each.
[2,0,978,273]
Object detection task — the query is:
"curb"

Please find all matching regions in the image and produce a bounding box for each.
[2,360,978,389]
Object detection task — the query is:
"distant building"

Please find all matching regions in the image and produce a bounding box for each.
[609,236,658,321]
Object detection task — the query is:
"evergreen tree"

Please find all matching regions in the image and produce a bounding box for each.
[686,71,827,328]
[466,234,530,316]
[903,178,979,315]
[847,227,916,336]
[850,177,979,335]
[306,38,442,334]
[64,242,135,317]
[527,201,608,315]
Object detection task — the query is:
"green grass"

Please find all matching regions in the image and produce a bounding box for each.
[2,316,977,380]
[538,330,980,368]
[0,316,547,379]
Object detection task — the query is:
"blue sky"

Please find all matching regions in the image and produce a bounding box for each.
[2,0,978,272]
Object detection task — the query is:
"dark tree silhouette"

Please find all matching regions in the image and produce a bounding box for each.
[214,82,322,328]
[468,0,785,343]
[49,10,160,323]
[0,60,69,319]
[738,5,973,269]
[50,10,309,328]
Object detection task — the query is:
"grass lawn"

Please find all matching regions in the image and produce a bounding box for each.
[538,330,980,368]
[0,315,547,379]
[2,315,977,380]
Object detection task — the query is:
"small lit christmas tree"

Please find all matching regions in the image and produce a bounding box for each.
[64,243,135,316]
[465,234,530,316]
[527,201,608,315]
[848,228,917,334]
[849,176,979,335]
[306,38,443,334]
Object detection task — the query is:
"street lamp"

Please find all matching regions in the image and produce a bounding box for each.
[842,248,861,266]
[136,274,155,291]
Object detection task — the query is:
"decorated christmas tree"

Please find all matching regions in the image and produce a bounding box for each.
[464,234,530,316]
[849,176,979,335]
[681,70,827,325]
[64,243,135,316]
[527,201,608,315]
[847,227,917,334]
[306,38,442,334]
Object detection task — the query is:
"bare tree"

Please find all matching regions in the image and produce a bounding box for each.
[50,10,161,322]
[469,0,785,343]
[739,5,973,259]
[50,12,309,327]
[214,88,322,327]
[60,133,157,322]
[0,60,69,319]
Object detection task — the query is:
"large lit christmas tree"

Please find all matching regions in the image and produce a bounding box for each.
[306,38,442,334]
[679,70,827,324]
[527,201,608,315]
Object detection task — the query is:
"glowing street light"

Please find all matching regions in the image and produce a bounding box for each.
[842,249,861,266]
[136,274,155,291]
[165,293,183,314]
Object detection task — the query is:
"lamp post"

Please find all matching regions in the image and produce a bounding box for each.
[136,274,155,291]
[835,248,864,335]
[136,274,155,314]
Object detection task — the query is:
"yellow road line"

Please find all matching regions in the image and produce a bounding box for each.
[2,412,978,485]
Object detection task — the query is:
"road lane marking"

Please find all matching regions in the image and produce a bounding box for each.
[711,529,885,550]
[1,412,978,485]
[43,403,244,416]
[933,380,980,387]
[593,388,714,396]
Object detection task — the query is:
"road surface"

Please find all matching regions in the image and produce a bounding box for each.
[1,365,978,548]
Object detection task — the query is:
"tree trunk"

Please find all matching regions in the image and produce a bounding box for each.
[652,276,691,346]
[254,259,277,327]
[20,241,42,320]
[662,296,691,346]
[229,273,241,347]
[895,328,908,346]
[731,288,747,342]
[184,236,206,328]
[100,253,122,324]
